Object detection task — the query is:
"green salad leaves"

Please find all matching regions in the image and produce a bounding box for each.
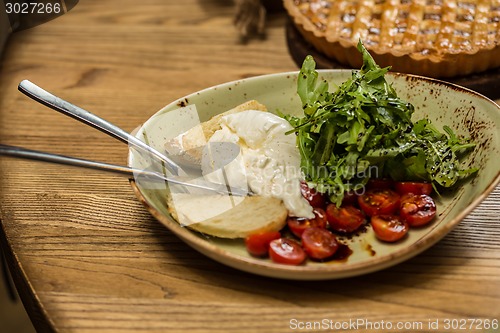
[285,41,478,206]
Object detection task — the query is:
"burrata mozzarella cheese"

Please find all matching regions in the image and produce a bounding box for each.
[201,110,314,218]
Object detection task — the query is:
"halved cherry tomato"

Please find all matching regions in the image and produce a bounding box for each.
[366,178,394,190]
[400,193,436,227]
[268,238,306,265]
[358,189,401,217]
[287,208,327,237]
[300,181,326,208]
[395,182,433,196]
[371,215,409,242]
[301,227,339,260]
[326,204,366,233]
[245,231,281,257]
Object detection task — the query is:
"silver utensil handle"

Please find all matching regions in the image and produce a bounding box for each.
[18,80,182,176]
[0,144,248,196]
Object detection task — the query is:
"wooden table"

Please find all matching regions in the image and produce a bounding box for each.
[1,1,499,332]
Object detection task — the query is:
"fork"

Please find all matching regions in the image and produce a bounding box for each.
[12,80,252,197]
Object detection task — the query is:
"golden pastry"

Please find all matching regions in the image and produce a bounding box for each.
[284,0,500,77]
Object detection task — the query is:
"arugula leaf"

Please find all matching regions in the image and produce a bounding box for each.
[286,40,477,206]
[297,55,329,117]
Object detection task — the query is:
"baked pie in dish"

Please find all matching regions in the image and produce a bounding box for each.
[284,0,500,77]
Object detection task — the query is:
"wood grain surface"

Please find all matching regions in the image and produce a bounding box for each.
[0,1,499,332]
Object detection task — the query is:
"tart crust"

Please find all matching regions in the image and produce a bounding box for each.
[284,0,500,78]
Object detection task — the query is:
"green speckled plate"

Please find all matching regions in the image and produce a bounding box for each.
[128,71,500,280]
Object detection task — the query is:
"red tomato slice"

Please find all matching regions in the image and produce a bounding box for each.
[326,204,366,233]
[371,215,409,242]
[300,181,326,208]
[287,208,327,237]
[301,227,339,260]
[245,231,281,257]
[400,193,437,227]
[269,238,306,265]
[395,182,433,196]
[358,189,401,217]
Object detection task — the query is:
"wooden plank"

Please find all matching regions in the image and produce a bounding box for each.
[0,1,499,332]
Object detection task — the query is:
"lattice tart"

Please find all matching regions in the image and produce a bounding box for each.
[284,0,500,77]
